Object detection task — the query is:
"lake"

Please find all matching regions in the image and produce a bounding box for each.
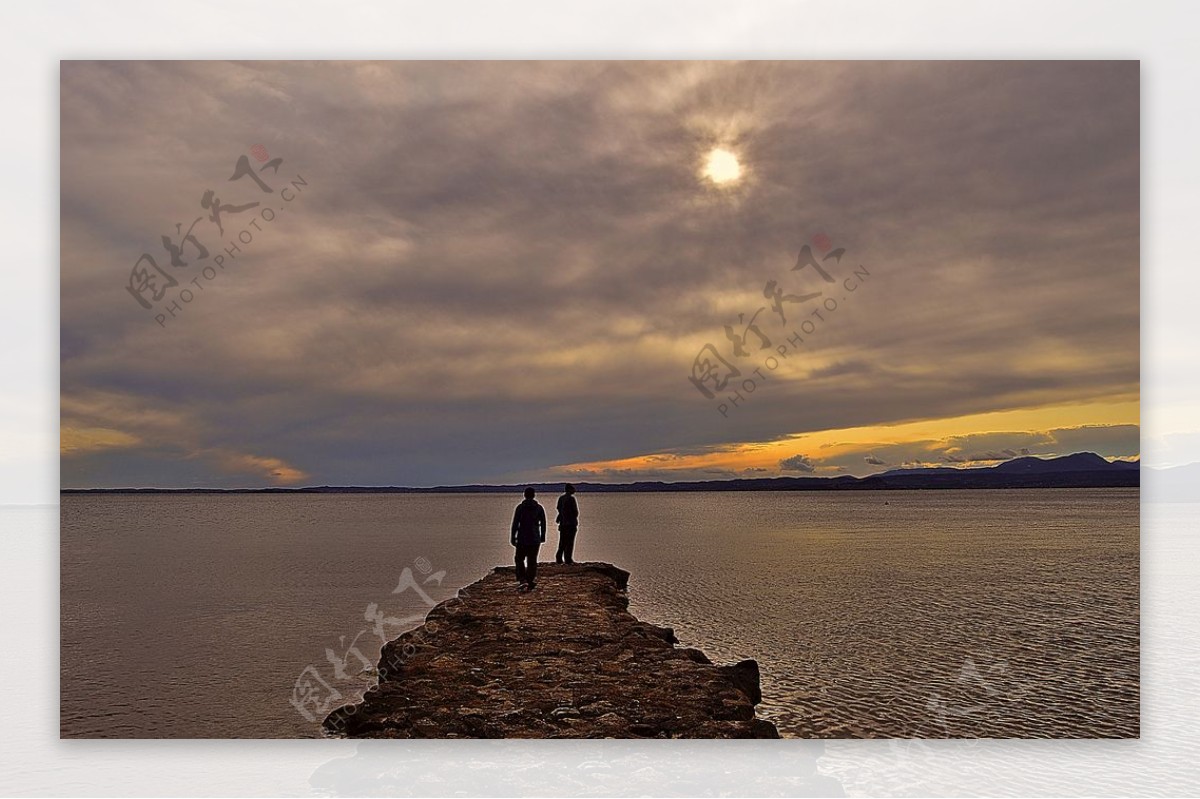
[60,489,1139,738]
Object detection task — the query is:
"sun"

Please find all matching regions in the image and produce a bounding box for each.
[702,147,742,185]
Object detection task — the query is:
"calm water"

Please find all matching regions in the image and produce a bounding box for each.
[60,489,1138,739]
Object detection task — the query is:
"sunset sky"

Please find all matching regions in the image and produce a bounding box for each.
[60,61,1139,488]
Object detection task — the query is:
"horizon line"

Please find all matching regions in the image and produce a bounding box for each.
[60,451,1142,492]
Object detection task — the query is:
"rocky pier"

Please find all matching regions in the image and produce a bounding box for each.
[323,562,779,738]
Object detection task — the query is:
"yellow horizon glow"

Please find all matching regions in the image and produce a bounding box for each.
[552,397,1140,477]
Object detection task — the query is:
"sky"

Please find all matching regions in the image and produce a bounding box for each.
[60,61,1140,488]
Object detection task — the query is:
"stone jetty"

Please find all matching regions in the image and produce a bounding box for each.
[323,562,779,738]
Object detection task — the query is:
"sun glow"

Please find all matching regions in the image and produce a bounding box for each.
[702,147,742,185]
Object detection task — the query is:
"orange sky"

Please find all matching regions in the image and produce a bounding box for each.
[547,397,1139,481]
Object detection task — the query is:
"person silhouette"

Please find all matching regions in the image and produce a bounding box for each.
[510,487,546,591]
[555,483,579,564]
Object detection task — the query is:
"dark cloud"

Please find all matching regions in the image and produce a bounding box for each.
[59,61,1139,487]
[780,455,815,473]
[967,449,1020,462]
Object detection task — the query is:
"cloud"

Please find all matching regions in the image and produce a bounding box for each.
[864,454,887,465]
[966,449,1019,462]
[206,450,309,485]
[60,426,141,456]
[59,61,1139,487]
[60,388,309,486]
[1048,424,1139,457]
[780,455,815,473]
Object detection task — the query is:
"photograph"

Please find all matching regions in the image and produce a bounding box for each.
[59,60,1139,741]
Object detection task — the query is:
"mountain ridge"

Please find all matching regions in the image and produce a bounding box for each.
[62,452,1140,493]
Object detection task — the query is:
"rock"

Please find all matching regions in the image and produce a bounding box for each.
[724,659,765,705]
[323,562,779,738]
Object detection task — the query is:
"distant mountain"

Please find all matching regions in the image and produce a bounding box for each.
[879,466,964,477]
[880,453,1137,478]
[859,452,1138,490]
[993,452,1137,473]
[62,452,1139,494]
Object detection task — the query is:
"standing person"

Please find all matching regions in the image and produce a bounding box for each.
[510,487,546,591]
[555,483,579,564]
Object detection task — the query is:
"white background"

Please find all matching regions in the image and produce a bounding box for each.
[2,1,1198,795]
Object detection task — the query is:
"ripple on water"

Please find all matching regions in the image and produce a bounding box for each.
[61,489,1139,738]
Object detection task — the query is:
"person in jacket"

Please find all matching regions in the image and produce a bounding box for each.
[510,487,546,591]
[555,484,579,564]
